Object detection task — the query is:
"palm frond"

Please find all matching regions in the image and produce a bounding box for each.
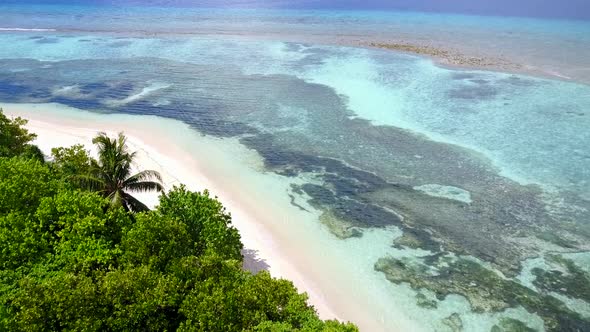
[93,132,133,182]
[116,132,129,153]
[70,174,107,192]
[124,181,164,193]
[91,132,111,149]
[123,169,163,186]
[90,132,161,213]
[122,192,150,212]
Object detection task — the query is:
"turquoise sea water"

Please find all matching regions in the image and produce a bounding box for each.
[3,3,590,82]
[1,3,590,331]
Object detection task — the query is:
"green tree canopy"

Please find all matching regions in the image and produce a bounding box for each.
[158,185,243,261]
[51,144,93,178]
[0,157,56,215]
[0,113,358,331]
[0,109,42,160]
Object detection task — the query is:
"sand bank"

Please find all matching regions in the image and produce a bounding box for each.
[2,103,421,332]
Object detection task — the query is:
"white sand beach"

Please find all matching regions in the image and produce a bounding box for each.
[2,102,421,332]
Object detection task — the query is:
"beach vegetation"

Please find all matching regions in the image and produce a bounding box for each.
[51,144,93,178]
[73,132,164,212]
[0,109,41,160]
[0,110,358,331]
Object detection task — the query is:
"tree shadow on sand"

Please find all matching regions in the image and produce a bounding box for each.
[242,248,270,274]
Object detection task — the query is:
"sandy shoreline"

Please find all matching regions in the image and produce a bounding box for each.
[2,102,421,332]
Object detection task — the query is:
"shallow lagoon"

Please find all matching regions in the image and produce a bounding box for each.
[0,18,589,332]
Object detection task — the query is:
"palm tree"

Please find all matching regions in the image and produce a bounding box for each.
[78,132,164,212]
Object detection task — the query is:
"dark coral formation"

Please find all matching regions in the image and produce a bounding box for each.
[442,313,463,332]
[533,255,590,303]
[491,318,537,332]
[375,256,590,331]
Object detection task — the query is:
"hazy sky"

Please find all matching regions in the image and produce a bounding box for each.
[7,0,590,20]
[300,0,590,20]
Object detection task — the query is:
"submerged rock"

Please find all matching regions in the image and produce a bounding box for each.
[319,210,363,239]
[413,184,472,204]
[535,232,579,249]
[415,292,438,309]
[442,313,463,332]
[394,231,425,250]
[374,256,590,331]
[490,318,536,332]
[532,254,590,303]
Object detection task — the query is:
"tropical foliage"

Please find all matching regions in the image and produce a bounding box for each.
[0,109,358,331]
[74,132,164,212]
[0,109,43,161]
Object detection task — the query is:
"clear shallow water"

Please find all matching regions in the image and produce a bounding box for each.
[1,4,590,332]
[2,3,590,82]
